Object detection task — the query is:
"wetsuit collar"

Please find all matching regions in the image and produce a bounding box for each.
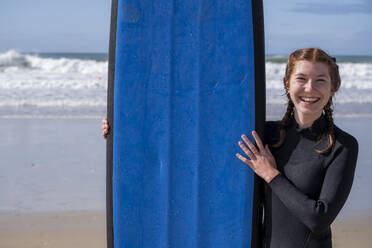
[289,113,328,139]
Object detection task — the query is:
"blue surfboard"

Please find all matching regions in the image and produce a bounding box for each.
[106,0,266,247]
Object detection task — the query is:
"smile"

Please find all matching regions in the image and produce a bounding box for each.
[299,97,320,103]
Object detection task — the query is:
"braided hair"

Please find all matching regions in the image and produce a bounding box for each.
[270,48,341,154]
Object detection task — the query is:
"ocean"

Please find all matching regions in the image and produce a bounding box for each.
[1,50,372,118]
[0,50,371,218]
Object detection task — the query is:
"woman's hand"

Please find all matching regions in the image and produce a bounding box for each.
[102,118,110,139]
[235,130,280,183]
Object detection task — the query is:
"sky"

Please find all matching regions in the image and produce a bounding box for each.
[0,0,371,55]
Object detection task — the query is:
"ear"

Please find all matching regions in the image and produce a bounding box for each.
[330,89,335,96]
[284,80,290,93]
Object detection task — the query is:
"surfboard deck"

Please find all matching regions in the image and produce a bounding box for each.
[106,0,266,247]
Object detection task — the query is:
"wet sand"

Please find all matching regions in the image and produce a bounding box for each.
[0,210,371,248]
[332,216,372,248]
[0,211,106,248]
[0,116,370,247]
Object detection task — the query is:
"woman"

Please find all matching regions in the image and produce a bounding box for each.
[235,48,358,247]
[102,48,358,247]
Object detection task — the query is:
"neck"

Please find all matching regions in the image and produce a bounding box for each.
[293,110,322,129]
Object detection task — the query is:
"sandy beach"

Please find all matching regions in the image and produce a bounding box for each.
[332,217,372,248]
[0,116,371,247]
[0,211,371,248]
[0,211,106,248]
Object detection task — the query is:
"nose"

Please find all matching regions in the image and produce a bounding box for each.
[304,79,316,91]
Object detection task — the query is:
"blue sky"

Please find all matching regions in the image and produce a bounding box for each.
[1,0,371,55]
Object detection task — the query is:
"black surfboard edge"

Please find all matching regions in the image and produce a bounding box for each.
[251,0,266,247]
[106,1,266,247]
[106,0,118,247]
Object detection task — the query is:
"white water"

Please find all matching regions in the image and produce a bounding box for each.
[1,50,372,117]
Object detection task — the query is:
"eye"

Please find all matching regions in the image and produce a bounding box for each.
[296,77,306,83]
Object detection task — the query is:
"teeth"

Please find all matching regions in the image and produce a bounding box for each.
[300,97,319,102]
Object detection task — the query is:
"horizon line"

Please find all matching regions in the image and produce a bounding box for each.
[1,49,372,57]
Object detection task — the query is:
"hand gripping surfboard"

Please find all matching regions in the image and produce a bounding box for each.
[106,0,266,247]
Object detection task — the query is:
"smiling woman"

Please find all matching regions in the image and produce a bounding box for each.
[272,48,341,153]
[286,61,334,126]
[236,48,359,248]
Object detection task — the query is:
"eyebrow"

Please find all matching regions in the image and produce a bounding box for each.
[293,73,329,78]
[316,74,329,78]
[294,73,306,77]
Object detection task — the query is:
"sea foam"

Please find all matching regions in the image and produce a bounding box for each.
[1,50,372,117]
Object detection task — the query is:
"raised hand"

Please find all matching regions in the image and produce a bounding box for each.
[235,130,280,183]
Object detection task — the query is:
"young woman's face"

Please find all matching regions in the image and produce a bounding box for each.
[286,60,334,120]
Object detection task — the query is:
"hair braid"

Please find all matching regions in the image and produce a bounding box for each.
[270,99,294,148]
[316,100,335,153]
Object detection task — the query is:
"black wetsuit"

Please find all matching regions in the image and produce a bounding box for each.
[263,114,359,248]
